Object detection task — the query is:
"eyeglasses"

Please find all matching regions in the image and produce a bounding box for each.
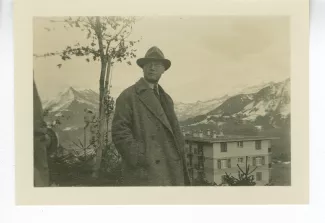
[145,62,164,68]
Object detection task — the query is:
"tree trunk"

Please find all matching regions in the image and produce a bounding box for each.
[104,57,112,147]
[92,61,107,178]
[92,17,107,178]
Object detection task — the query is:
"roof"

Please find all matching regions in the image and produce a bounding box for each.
[184,135,280,143]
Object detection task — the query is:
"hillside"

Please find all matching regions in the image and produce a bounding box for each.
[42,78,291,158]
[174,95,230,121]
[180,78,291,158]
[174,80,274,121]
[43,87,100,150]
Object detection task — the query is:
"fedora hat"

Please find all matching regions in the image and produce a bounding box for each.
[136,46,171,71]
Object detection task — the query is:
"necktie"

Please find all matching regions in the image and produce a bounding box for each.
[153,85,160,100]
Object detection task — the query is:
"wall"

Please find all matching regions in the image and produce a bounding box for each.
[212,140,271,159]
[185,139,272,185]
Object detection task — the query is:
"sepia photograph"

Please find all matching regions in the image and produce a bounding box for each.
[33,16,291,187]
[13,0,309,205]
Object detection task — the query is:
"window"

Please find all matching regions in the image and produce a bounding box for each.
[255,157,262,166]
[198,155,205,171]
[194,147,198,154]
[221,160,227,169]
[189,145,193,154]
[253,156,265,166]
[255,140,262,150]
[237,141,243,148]
[256,172,262,181]
[238,157,244,164]
[218,159,230,169]
[268,147,272,153]
[221,142,227,152]
[198,144,204,156]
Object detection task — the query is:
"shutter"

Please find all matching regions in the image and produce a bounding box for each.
[253,157,256,166]
[262,156,265,165]
[228,159,231,168]
[218,160,221,169]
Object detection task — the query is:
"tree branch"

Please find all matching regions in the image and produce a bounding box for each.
[77,138,84,148]
[86,17,96,30]
[113,26,133,51]
[72,141,83,149]
[237,164,246,176]
[248,166,258,175]
[33,51,62,58]
[34,45,99,60]
[104,17,132,56]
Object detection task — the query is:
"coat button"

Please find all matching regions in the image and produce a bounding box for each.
[155,160,160,164]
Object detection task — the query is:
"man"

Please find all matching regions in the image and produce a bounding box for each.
[112,46,191,186]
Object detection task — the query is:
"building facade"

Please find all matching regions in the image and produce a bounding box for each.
[183,130,276,186]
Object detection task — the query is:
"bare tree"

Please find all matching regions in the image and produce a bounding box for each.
[34,16,142,178]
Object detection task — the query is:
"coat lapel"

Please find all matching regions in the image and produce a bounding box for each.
[136,78,173,134]
[135,78,192,185]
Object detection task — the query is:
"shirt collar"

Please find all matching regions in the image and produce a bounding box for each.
[143,78,159,95]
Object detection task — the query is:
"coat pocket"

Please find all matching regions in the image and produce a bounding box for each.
[136,141,147,168]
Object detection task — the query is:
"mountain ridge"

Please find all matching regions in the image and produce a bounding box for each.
[41,78,290,156]
[179,78,290,125]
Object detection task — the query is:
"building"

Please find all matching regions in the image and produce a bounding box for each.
[183,129,277,186]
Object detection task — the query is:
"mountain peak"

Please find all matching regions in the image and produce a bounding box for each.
[178,78,290,127]
[68,86,76,92]
[44,86,99,112]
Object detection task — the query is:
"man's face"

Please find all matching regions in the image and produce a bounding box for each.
[143,61,165,84]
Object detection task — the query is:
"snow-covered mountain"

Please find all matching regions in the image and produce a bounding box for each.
[174,80,276,121]
[237,78,290,121]
[42,87,100,149]
[180,78,290,128]
[174,95,230,121]
[41,79,290,157]
[235,81,276,95]
[44,87,99,113]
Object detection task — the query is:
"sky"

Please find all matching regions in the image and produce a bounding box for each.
[33,16,290,103]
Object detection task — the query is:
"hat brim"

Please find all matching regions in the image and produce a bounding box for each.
[136,58,171,71]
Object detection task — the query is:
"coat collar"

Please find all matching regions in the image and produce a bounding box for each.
[135,78,173,133]
[135,77,161,93]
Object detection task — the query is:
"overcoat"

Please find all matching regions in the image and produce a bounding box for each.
[112,77,191,186]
